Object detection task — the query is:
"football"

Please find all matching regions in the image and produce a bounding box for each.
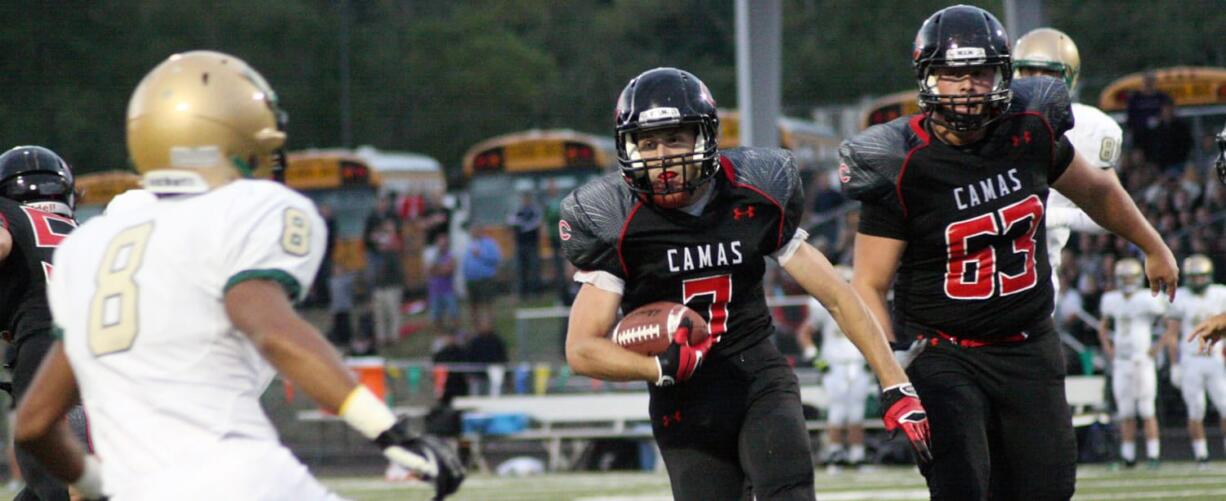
[611,301,710,356]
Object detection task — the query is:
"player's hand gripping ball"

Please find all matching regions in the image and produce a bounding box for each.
[612,302,713,386]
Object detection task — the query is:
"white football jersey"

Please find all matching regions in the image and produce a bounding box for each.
[1100,289,1167,360]
[1170,284,1226,359]
[1046,103,1123,273]
[805,298,864,364]
[48,180,327,495]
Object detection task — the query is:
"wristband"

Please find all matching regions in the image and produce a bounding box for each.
[339,385,396,440]
[71,454,105,499]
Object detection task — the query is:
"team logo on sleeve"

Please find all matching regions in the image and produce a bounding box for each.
[558,220,572,241]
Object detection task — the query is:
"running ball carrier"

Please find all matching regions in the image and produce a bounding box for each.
[564,68,806,360]
[561,68,818,499]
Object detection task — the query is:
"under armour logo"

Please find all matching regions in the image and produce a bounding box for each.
[1011,131,1032,147]
[661,410,683,428]
[733,206,756,220]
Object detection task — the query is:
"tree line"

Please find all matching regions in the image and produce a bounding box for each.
[1,0,1221,186]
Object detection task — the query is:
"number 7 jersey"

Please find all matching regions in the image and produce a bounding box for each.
[839,77,1076,340]
[560,147,805,358]
[46,179,326,482]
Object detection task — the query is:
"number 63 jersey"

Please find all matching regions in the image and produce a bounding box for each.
[46,179,326,479]
[840,77,1076,340]
[561,147,805,358]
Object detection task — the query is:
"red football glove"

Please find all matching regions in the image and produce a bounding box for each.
[881,383,933,464]
[654,317,714,386]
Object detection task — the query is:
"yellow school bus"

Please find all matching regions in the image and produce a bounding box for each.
[74,170,142,222]
[1098,66,1226,113]
[279,151,381,273]
[860,90,922,130]
[717,109,842,169]
[462,129,615,276]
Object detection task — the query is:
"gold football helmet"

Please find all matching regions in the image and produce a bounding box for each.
[1184,254,1214,293]
[127,51,287,194]
[1013,28,1081,91]
[1114,258,1144,293]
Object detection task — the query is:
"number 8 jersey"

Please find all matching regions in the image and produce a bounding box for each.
[560,148,806,358]
[839,77,1076,341]
[46,180,326,484]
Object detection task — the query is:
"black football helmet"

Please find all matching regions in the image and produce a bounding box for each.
[615,68,719,208]
[0,145,75,217]
[1215,123,1225,185]
[913,5,1013,132]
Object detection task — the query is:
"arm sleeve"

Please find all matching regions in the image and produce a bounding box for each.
[223,190,328,303]
[764,152,806,259]
[559,191,623,279]
[1048,135,1076,184]
[857,198,907,240]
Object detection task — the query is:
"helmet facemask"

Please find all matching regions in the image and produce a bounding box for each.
[918,62,1012,133]
[614,68,721,210]
[1114,258,1144,294]
[912,5,1014,133]
[1184,254,1214,294]
[618,121,718,209]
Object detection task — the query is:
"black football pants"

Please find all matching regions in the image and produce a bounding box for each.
[907,319,1076,501]
[12,333,70,501]
[649,339,815,501]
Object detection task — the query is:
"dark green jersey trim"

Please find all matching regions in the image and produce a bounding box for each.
[224,269,302,301]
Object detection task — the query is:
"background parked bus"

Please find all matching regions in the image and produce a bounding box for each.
[74,170,141,222]
[460,129,615,291]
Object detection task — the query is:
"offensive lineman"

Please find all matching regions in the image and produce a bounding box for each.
[1161,255,1226,465]
[842,6,1177,499]
[1012,28,1124,292]
[798,265,874,471]
[1098,258,1168,468]
[13,51,463,500]
[0,146,81,501]
[562,67,930,500]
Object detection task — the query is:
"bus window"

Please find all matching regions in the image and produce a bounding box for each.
[461,129,615,284]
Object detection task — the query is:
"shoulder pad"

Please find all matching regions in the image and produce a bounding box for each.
[1009,77,1074,136]
[838,117,916,202]
[559,173,634,275]
[720,147,799,205]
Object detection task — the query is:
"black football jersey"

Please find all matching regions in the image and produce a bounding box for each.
[561,147,805,358]
[0,197,77,341]
[840,77,1076,341]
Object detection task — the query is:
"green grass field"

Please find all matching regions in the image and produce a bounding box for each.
[323,462,1226,500]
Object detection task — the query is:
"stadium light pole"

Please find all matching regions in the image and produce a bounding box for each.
[339,0,353,149]
[1003,0,1045,42]
[735,0,781,148]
